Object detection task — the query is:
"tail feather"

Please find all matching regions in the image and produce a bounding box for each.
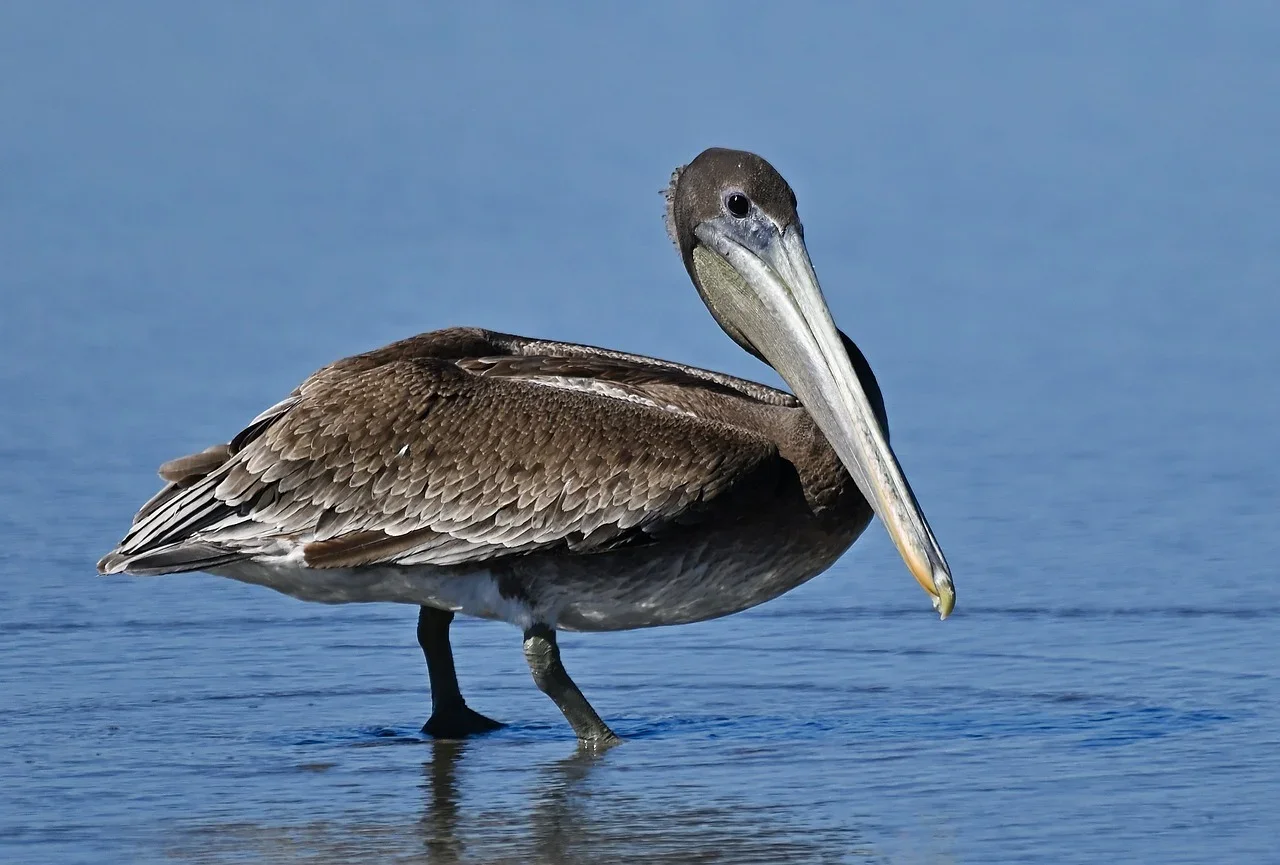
[97,541,245,576]
[100,424,285,578]
[157,444,232,485]
[99,447,248,576]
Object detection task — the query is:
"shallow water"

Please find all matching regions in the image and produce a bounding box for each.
[3,3,1278,863]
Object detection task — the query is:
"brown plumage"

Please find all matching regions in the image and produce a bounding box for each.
[98,327,870,611]
[97,147,952,743]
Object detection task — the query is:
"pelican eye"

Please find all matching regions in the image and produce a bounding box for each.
[725,192,751,219]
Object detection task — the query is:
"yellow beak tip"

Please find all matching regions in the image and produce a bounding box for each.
[933,581,956,620]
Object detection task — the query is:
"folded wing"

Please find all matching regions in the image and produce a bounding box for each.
[98,328,788,576]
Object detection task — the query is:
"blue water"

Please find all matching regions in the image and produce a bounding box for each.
[3,3,1278,863]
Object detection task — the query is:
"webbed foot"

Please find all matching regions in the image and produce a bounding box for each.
[422,705,505,739]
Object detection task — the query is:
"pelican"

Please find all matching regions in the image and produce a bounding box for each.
[99,148,955,745]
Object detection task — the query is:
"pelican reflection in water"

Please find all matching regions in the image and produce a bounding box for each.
[171,740,873,862]
[99,148,955,745]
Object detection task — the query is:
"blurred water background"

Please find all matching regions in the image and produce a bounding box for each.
[2,3,1277,863]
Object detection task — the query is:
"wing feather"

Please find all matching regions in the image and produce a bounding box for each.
[98,328,788,576]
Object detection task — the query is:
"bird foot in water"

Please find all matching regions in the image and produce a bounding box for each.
[422,705,505,739]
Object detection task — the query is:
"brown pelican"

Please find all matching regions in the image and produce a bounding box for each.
[99,148,955,746]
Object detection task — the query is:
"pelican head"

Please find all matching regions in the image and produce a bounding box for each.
[665,148,955,618]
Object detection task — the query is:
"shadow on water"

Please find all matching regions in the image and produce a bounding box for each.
[169,737,878,864]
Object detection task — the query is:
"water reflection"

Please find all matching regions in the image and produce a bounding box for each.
[419,739,467,862]
[505,743,602,864]
[420,739,615,864]
[173,736,874,864]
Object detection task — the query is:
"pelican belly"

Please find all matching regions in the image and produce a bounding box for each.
[550,551,833,632]
[543,522,867,631]
[204,511,866,633]
[207,558,538,629]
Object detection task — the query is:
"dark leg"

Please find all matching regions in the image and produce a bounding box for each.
[418,606,504,738]
[522,624,620,746]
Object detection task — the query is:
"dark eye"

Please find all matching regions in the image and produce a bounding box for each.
[725,192,751,218]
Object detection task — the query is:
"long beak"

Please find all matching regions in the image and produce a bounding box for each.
[694,221,955,618]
